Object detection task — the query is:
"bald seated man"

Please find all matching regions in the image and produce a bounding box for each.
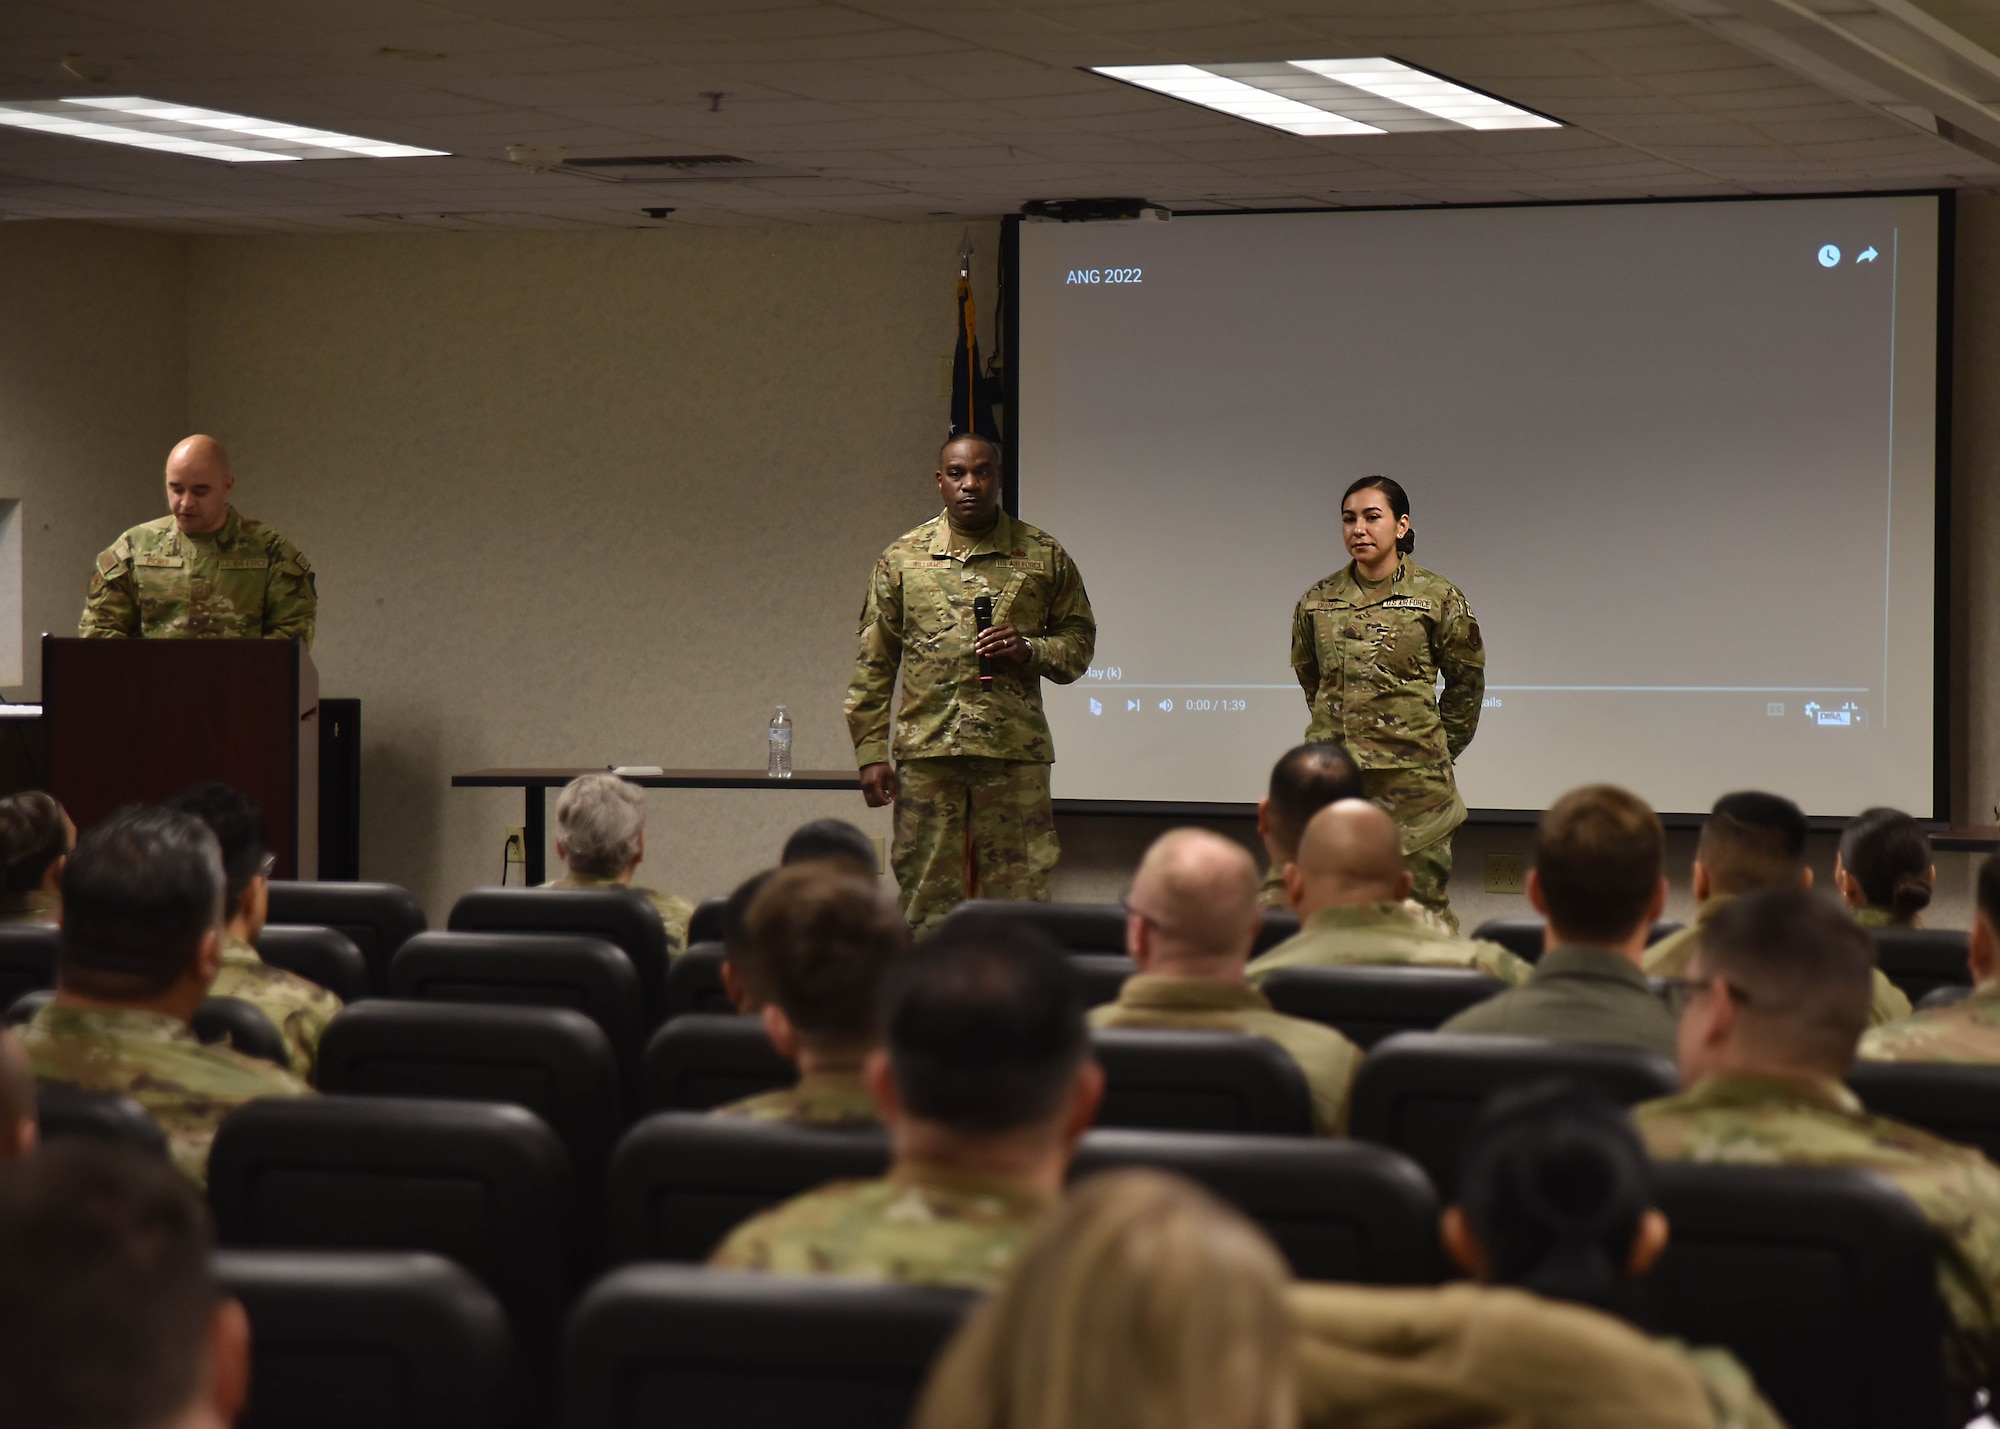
[80,434,317,644]
[1091,829,1363,1135]
[1247,800,1529,987]
[0,1028,36,1165]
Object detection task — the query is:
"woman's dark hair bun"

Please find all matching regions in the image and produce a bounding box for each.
[1890,872,1934,919]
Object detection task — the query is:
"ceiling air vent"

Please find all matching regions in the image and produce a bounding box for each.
[560,153,815,181]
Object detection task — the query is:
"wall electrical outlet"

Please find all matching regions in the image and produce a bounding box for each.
[504,826,526,864]
[1483,853,1526,895]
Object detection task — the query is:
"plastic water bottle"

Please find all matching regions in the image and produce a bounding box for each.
[767,705,793,778]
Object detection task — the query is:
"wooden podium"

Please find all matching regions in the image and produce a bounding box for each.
[42,637,320,879]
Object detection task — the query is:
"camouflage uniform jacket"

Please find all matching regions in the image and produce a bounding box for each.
[80,508,316,644]
[1853,905,1917,929]
[846,510,1095,768]
[540,872,692,956]
[1290,559,1484,771]
[708,1162,1052,1289]
[1247,902,1532,988]
[0,890,56,924]
[1647,896,1912,1027]
[1089,974,1363,1135]
[1439,945,1679,1059]
[20,1003,311,1185]
[1860,984,2000,1064]
[1636,1071,2000,1413]
[210,932,343,1082]
[711,1065,880,1127]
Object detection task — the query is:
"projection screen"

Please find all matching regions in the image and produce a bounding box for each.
[1013,194,1943,818]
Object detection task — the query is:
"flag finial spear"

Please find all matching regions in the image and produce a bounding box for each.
[958,229,974,278]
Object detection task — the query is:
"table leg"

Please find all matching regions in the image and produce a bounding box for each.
[525,786,547,886]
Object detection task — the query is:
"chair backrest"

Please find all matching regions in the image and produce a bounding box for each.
[663,941,735,1021]
[216,1249,511,1429]
[607,1113,891,1264]
[208,1095,577,1367]
[1262,965,1508,1048]
[1092,1028,1314,1135]
[565,1264,972,1429]
[1649,1162,1945,1429]
[35,1084,167,1157]
[1916,983,1970,1011]
[1468,917,1684,964]
[936,899,1128,953]
[193,996,290,1068]
[642,1014,794,1112]
[1071,1128,1441,1283]
[1255,908,1301,953]
[264,881,426,995]
[256,924,369,1004]
[1349,1032,1679,1196]
[450,887,671,1027]
[3,987,51,1026]
[1068,953,1132,1008]
[317,1001,622,1185]
[389,930,647,1101]
[0,922,57,1009]
[687,895,728,947]
[1847,1060,2000,1165]
[1868,926,1970,1003]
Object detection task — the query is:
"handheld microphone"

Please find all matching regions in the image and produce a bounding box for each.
[973,595,995,689]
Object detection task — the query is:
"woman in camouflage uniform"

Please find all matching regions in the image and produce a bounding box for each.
[1290,477,1484,929]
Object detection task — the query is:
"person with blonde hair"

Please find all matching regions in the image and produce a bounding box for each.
[912,1168,1298,1429]
[542,772,693,954]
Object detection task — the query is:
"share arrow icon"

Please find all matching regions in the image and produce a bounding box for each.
[1857,246,1879,263]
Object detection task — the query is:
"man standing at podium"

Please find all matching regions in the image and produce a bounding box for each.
[78,435,317,644]
[846,434,1096,933]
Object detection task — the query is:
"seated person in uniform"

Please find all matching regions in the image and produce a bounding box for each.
[165,781,341,1082]
[1445,1082,1785,1428]
[19,806,311,1185]
[709,917,1102,1288]
[1248,800,1529,987]
[1440,785,1678,1058]
[1094,829,1363,1136]
[0,790,73,924]
[913,1168,1298,1429]
[0,1141,251,1429]
[1256,742,1364,910]
[1835,806,1935,929]
[541,772,694,955]
[0,1027,35,1165]
[1638,887,2000,1420]
[1644,791,1909,1026]
[1862,852,2000,1063]
[781,817,880,874]
[719,867,776,1012]
[712,861,909,1126]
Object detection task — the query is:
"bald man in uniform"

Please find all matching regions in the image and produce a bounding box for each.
[80,435,316,644]
[1248,800,1529,987]
[1092,829,1363,1135]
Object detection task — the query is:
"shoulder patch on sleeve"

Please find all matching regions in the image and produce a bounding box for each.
[96,546,124,578]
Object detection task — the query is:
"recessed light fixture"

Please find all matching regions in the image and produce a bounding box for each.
[0,96,447,162]
[1091,58,1558,136]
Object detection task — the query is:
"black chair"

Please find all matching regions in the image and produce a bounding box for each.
[565,1264,972,1429]
[450,887,671,1027]
[1847,1060,2000,1165]
[317,1001,622,1185]
[193,996,290,1067]
[265,881,425,995]
[663,941,735,1020]
[389,930,648,1103]
[217,1249,511,1429]
[0,922,57,1009]
[35,1084,167,1157]
[1255,908,1300,954]
[1071,1128,1441,1283]
[208,1094,576,1399]
[936,898,1128,952]
[607,1113,890,1264]
[1349,1033,1679,1196]
[2,987,49,1026]
[1092,1028,1314,1135]
[256,924,370,1004]
[1649,1162,1944,1429]
[1262,966,1507,1048]
[1069,953,1132,1008]
[1869,926,1970,1004]
[687,895,728,947]
[642,1014,794,1112]
[1469,917,1683,964]
[1917,983,1970,1011]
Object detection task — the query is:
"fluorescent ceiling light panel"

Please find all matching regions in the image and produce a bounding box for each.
[0,97,447,161]
[1288,59,1559,130]
[1093,65,1384,136]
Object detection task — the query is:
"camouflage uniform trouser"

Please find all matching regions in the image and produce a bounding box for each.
[893,757,1058,935]
[1361,765,1465,933]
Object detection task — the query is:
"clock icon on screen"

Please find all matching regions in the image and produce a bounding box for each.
[1818,244,1842,267]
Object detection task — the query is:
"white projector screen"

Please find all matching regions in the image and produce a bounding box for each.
[1015,195,1942,818]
